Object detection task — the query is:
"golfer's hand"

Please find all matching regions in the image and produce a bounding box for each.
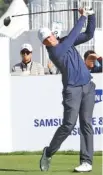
[85,8,95,16]
[78,8,87,17]
[78,7,94,17]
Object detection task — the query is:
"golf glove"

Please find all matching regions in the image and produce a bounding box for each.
[85,8,95,15]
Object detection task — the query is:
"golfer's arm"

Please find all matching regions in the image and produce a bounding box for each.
[53,15,87,58]
[74,14,96,46]
[61,15,87,47]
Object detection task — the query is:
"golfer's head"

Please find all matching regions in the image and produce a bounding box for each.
[38,27,58,46]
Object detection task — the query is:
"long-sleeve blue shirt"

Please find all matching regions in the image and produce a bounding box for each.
[46,14,96,88]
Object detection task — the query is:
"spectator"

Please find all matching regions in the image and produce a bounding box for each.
[84,50,103,73]
[12,43,44,76]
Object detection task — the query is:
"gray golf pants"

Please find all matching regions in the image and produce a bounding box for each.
[46,81,95,165]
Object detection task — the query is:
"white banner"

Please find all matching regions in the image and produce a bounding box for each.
[0,38,12,152]
[11,74,103,152]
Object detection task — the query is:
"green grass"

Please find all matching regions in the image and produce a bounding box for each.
[0,155,102,175]
[0,151,102,156]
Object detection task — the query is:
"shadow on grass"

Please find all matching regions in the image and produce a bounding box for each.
[0,168,77,173]
[0,168,93,174]
[51,169,74,173]
[52,169,93,174]
[0,168,39,172]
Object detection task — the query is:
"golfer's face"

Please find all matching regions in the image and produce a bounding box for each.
[21,49,32,63]
[43,34,58,46]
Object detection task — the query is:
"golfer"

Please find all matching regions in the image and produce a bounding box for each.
[38,8,96,172]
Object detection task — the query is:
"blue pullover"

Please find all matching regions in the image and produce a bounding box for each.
[46,15,96,88]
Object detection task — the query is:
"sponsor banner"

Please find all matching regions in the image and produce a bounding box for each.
[11,74,103,151]
[33,117,103,136]
[0,38,12,152]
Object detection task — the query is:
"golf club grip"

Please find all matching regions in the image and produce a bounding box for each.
[12,8,78,17]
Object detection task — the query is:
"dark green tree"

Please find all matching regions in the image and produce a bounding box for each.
[0,0,9,17]
[0,0,28,17]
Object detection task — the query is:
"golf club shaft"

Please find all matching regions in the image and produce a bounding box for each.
[12,8,78,18]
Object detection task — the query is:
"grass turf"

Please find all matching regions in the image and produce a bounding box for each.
[0,155,102,175]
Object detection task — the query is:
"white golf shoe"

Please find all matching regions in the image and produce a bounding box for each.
[40,147,51,171]
[74,162,92,172]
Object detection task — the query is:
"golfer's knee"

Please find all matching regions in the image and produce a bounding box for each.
[80,121,93,134]
[61,122,75,134]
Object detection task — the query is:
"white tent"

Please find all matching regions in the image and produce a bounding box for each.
[0,0,29,39]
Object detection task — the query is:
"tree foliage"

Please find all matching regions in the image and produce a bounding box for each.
[0,0,28,17]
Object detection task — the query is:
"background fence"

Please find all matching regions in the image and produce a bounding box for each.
[27,0,103,67]
[28,0,103,30]
[0,0,103,69]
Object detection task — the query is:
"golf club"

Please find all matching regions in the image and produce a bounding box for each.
[4,8,79,27]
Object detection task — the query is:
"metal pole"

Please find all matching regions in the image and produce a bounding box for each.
[28,0,34,30]
[49,0,53,30]
[29,3,32,29]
